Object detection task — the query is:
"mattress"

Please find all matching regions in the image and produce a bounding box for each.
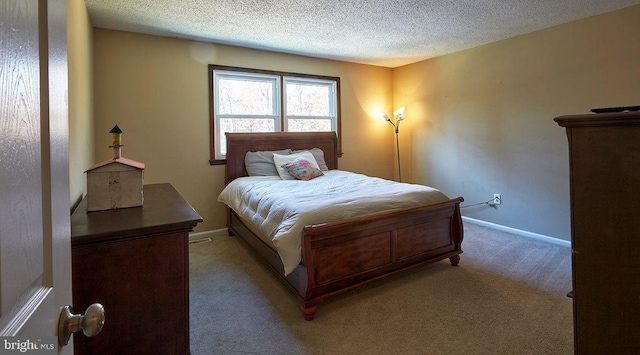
[218,170,449,275]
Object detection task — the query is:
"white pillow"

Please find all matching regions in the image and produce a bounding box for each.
[273,151,320,180]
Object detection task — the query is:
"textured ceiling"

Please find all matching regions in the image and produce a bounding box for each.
[85,0,640,68]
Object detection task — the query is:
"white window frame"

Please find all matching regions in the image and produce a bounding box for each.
[283,77,337,132]
[209,65,341,163]
[213,70,281,160]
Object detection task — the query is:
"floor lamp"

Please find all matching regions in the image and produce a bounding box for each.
[382,107,406,182]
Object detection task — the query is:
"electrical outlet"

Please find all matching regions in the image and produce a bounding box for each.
[493,194,502,205]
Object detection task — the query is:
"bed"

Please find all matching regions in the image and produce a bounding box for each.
[221,131,464,320]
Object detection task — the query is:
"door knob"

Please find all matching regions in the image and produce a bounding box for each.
[57,303,105,346]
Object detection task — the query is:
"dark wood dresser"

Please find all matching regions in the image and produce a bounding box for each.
[71,183,202,354]
[555,111,640,354]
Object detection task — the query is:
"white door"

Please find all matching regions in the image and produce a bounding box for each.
[1,0,79,352]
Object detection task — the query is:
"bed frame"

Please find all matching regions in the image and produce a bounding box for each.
[225,132,464,320]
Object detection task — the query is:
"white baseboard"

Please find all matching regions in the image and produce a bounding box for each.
[462,216,571,248]
[189,228,228,241]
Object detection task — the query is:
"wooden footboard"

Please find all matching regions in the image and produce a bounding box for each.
[299,197,463,319]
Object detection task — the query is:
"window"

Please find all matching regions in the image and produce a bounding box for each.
[209,65,340,163]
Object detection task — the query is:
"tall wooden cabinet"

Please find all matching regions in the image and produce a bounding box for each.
[71,183,202,354]
[555,111,640,354]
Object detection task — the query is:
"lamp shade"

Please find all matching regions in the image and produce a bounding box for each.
[393,107,405,116]
[394,107,406,121]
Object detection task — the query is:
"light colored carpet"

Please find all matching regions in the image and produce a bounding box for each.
[189,222,573,354]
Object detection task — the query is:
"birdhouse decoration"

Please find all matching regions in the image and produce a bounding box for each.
[85,125,145,211]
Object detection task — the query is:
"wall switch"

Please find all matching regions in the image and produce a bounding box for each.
[493,194,502,205]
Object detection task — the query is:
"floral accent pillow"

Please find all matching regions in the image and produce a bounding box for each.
[281,157,324,181]
[273,151,320,180]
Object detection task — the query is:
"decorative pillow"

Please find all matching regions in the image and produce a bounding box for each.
[292,148,329,171]
[273,151,320,180]
[281,157,324,181]
[245,149,291,176]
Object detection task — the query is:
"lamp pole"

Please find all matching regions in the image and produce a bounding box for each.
[394,124,401,182]
[384,111,405,182]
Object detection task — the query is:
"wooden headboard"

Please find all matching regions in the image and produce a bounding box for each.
[225,132,338,184]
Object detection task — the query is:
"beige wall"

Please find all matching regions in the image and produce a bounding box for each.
[92,29,394,232]
[393,5,640,240]
[67,0,94,210]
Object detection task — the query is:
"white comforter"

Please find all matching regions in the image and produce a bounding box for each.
[217,170,449,275]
